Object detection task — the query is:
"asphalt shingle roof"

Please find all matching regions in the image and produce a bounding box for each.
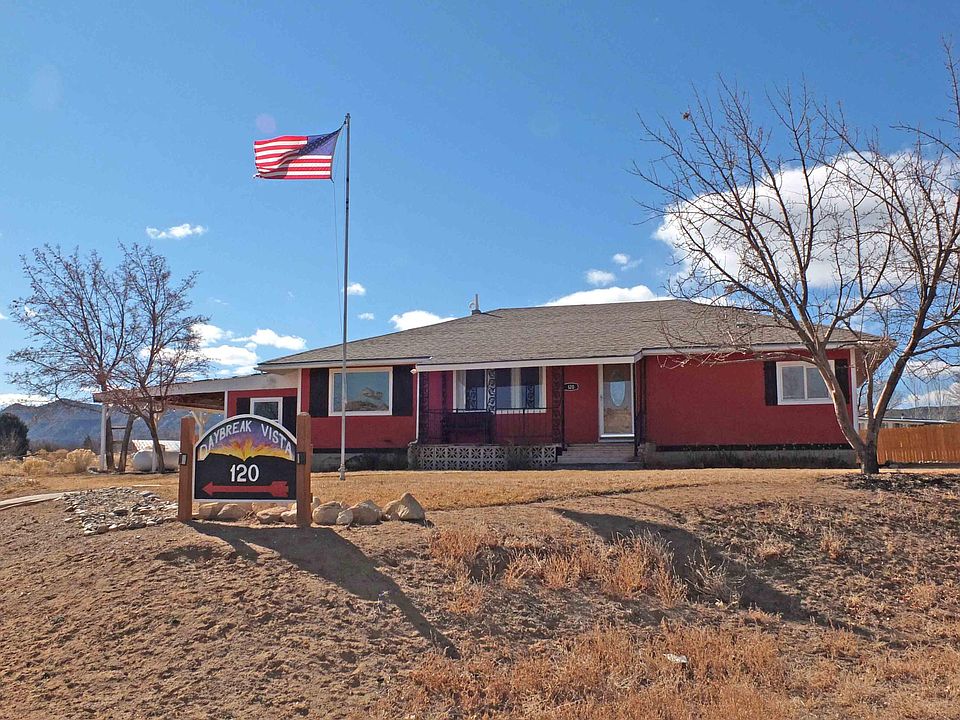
[260,300,866,368]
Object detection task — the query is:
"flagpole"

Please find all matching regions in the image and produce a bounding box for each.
[338,113,351,482]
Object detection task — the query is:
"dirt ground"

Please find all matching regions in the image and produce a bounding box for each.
[0,468,958,719]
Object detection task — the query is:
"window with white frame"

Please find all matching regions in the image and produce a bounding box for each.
[454,367,545,411]
[251,397,282,423]
[777,361,832,404]
[329,368,392,415]
[455,369,487,411]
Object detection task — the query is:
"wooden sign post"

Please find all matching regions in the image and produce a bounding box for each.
[177,416,196,521]
[296,412,312,528]
[178,411,312,525]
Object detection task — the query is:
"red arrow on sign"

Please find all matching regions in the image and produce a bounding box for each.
[202,481,289,498]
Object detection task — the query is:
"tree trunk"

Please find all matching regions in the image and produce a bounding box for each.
[104,413,115,471]
[860,447,880,474]
[148,415,166,472]
[117,414,136,473]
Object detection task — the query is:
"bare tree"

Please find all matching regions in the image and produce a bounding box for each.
[112,244,207,471]
[7,246,133,469]
[637,51,960,473]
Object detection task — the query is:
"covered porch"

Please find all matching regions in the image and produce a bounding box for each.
[411,359,641,469]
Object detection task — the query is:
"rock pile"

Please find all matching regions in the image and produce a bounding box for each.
[197,493,427,527]
[62,488,178,537]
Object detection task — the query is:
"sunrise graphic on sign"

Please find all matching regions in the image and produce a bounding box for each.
[195,417,296,463]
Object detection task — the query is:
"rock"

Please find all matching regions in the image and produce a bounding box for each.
[216,504,249,521]
[112,507,128,516]
[348,500,382,525]
[382,493,425,522]
[280,509,299,525]
[256,506,287,524]
[197,503,222,520]
[251,502,283,512]
[336,508,354,526]
[312,501,344,525]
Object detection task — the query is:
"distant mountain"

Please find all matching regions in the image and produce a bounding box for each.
[0,399,222,450]
[884,405,960,422]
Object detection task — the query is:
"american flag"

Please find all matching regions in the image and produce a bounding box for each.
[254,129,341,180]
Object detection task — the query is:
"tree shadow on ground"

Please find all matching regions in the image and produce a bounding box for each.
[187,522,459,658]
[552,507,870,637]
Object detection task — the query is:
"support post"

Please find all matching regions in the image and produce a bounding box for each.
[177,416,196,522]
[339,112,351,482]
[296,412,313,527]
[99,402,108,471]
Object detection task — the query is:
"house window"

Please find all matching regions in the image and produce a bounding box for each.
[251,397,282,423]
[456,367,544,411]
[455,369,487,411]
[330,368,392,415]
[777,361,832,404]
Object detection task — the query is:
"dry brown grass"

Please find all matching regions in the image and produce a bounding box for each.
[0,449,96,478]
[430,526,691,606]
[599,533,687,605]
[429,524,499,577]
[1,465,849,506]
[310,467,854,511]
[819,525,847,560]
[404,623,793,719]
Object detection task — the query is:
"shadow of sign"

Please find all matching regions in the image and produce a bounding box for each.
[185,522,459,658]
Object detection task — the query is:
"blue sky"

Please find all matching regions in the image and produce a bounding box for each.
[1,1,958,402]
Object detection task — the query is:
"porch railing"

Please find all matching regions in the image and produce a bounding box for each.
[420,406,561,446]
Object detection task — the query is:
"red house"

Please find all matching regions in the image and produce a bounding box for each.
[152,300,864,470]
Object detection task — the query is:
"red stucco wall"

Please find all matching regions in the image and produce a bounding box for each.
[299,368,416,451]
[642,352,852,447]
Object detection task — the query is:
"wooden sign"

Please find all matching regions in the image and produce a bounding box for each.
[192,414,297,502]
[564,383,579,391]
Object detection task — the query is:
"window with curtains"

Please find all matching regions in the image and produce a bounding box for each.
[455,367,544,411]
[456,369,487,411]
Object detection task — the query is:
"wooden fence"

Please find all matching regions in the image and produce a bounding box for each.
[875,422,960,464]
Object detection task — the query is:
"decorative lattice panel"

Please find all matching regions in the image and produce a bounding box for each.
[412,444,558,471]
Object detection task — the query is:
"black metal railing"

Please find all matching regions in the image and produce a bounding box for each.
[421,406,561,445]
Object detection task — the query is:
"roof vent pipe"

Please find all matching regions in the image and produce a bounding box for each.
[469,294,481,315]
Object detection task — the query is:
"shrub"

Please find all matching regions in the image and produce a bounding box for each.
[0,413,29,458]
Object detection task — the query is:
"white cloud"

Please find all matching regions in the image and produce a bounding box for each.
[612,252,642,270]
[389,310,455,331]
[900,381,960,408]
[0,393,48,408]
[218,365,257,377]
[346,282,366,296]
[0,311,6,320]
[905,359,953,381]
[146,223,208,240]
[543,284,667,306]
[201,344,259,368]
[358,312,375,320]
[237,328,306,351]
[192,323,231,347]
[585,269,616,287]
[653,153,930,292]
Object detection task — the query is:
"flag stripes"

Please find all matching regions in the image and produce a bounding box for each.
[254,129,340,180]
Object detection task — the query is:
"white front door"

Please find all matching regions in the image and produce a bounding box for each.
[599,363,634,437]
